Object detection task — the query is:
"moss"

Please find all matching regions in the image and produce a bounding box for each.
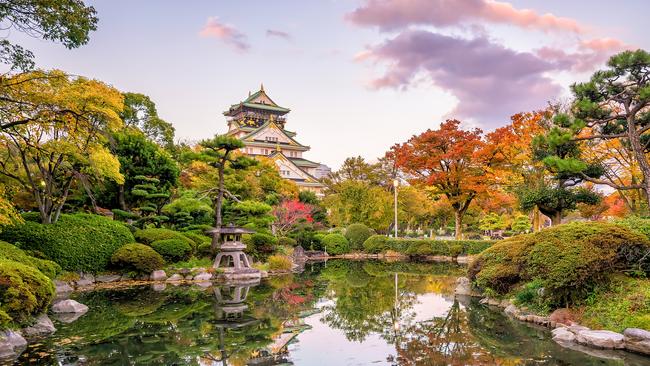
[581,275,650,332]
[0,240,61,279]
[0,213,134,272]
[0,259,55,329]
[111,243,165,273]
[469,222,650,307]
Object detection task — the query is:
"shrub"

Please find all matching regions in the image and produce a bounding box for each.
[182,231,211,247]
[243,233,278,259]
[468,222,650,307]
[614,216,650,240]
[363,235,389,253]
[381,238,493,256]
[0,213,134,272]
[322,233,350,255]
[0,259,55,329]
[278,236,297,247]
[267,255,292,271]
[0,240,61,279]
[197,243,213,257]
[345,223,374,251]
[134,228,194,247]
[111,243,165,273]
[151,239,192,262]
[312,233,326,251]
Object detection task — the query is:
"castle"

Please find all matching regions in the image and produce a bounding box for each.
[224,85,328,195]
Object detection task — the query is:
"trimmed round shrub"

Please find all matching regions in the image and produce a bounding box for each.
[0,259,55,328]
[267,255,292,271]
[363,235,389,253]
[182,231,211,247]
[243,233,278,258]
[278,236,297,247]
[345,223,374,251]
[0,240,61,279]
[468,222,650,306]
[322,233,350,255]
[111,243,165,273]
[197,242,213,257]
[0,213,134,273]
[312,233,326,251]
[151,239,192,262]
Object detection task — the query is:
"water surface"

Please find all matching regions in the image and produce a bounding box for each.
[15,260,649,365]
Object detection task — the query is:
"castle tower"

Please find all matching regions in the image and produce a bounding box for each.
[224,85,327,196]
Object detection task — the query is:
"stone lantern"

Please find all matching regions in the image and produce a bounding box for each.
[208,223,261,281]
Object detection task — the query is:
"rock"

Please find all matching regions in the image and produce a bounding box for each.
[487,298,501,306]
[552,327,576,343]
[260,270,269,278]
[504,304,520,317]
[549,308,577,326]
[150,270,167,281]
[95,274,121,283]
[195,281,212,289]
[120,274,133,281]
[166,273,184,282]
[453,277,475,296]
[193,272,212,281]
[624,328,650,355]
[51,299,89,314]
[479,298,489,305]
[52,312,86,324]
[74,278,94,288]
[191,267,207,274]
[21,314,56,338]
[575,329,625,349]
[54,280,73,294]
[0,330,27,360]
[178,268,191,275]
[152,283,166,292]
[567,325,590,334]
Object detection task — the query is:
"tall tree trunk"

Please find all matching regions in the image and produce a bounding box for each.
[211,158,226,251]
[532,206,542,232]
[454,210,463,240]
[627,116,650,209]
[551,211,562,226]
[118,184,126,210]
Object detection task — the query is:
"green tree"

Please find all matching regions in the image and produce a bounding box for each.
[511,214,532,234]
[478,213,506,235]
[120,93,175,149]
[323,180,392,232]
[0,71,123,224]
[0,0,98,71]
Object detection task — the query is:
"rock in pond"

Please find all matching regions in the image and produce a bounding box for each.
[552,327,576,343]
[576,329,625,349]
[166,273,184,282]
[624,328,650,355]
[54,280,73,294]
[453,277,475,296]
[21,314,56,338]
[52,299,89,314]
[193,272,212,281]
[0,330,27,359]
[151,270,167,281]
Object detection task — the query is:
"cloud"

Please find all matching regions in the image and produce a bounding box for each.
[359,30,563,127]
[536,38,631,72]
[199,17,250,52]
[266,29,292,41]
[347,0,584,33]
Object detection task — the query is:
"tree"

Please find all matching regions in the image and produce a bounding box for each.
[559,50,650,208]
[478,213,506,236]
[272,199,314,236]
[389,120,497,239]
[0,0,98,70]
[511,214,532,234]
[197,135,255,249]
[323,180,393,232]
[0,70,123,224]
[120,93,175,148]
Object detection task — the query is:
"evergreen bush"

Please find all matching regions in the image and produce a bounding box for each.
[0,213,134,272]
[0,259,55,329]
[278,236,297,247]
[0,240,61,279]
[151,239,192,262]
[134,227,195,248]
[345,223,374,251]
[111,243,165,273]
[322,233,350,255]
[362,235,389,254]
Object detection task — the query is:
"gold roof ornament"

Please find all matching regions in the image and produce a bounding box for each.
[260,83,264,92]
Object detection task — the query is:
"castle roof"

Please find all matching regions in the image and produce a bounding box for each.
[225,84,290,115]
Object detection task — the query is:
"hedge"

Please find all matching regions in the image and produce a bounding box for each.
[363,237,494,256]
[0,240,61,279]
[345,223,374,251]
[111,243,165,273]
[134,228,195,248]
[151,239,192,262]
[0,259,55,329]
[322,233,350,255]
[468,221,650,307]
[0,213,134,273]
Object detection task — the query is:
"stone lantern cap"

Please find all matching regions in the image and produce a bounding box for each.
[205,223,255,235]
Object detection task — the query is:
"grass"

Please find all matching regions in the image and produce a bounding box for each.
[580,274,650,333]
[166,257,212,270]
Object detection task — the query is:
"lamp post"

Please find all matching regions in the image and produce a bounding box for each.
[393,179,399,238]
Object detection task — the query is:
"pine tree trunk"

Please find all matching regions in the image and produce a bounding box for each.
[454,210,463,240]
[551,211,562,226]
[627,116,650,210]
[211,158,227,251]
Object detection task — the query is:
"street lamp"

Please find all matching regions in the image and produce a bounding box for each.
[393,179,399,238]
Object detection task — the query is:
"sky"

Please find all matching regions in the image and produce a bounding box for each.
[6,0,650,169]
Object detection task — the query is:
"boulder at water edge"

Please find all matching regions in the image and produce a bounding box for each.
[21,314,56,338]
[575,330,625,349]
[0,330,27,359]
[552,327,576,343]
[151,270,167,281]
[623,328,650,355]
[52,299,89,314]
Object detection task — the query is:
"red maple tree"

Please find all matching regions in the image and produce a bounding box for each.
[272,199,314,236]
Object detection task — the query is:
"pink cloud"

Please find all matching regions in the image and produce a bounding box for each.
[199,17,250,52]
[266,29,292,41]
[359,30,563,127]
[347,0,584,33]
[536,37,631,72]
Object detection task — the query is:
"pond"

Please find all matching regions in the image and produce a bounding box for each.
[14,260,650,365]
